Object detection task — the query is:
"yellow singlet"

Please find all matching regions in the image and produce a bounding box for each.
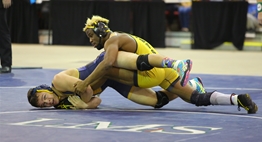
[128,34,179,90]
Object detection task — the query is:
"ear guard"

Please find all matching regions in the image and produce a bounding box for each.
[93,22,110,38]
[28,84,53,99]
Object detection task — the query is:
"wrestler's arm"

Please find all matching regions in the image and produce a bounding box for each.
[81,37,119,86]
[69,95,101,109]
[85,96,102,109]
[52,69,93,103]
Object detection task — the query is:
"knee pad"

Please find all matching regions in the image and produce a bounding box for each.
[190,90,212,106]
[136,54,154,71]
[154,91,169,108]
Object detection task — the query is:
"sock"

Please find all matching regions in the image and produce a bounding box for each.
[161,57,176,68]
[230,94,238,105]
[210,91,237,105]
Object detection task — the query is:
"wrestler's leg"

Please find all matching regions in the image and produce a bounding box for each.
[104,66,191,105]
[166,81,194,103]
[114,51,137,70]
[115,51,191,86]
[129,81,203,108]
[109,84,172,108]
[106,67,204,103]
[104,67,174,107]
[106,67,165,88]
[154,77,205,102]
[105,67,138,86]
[167,78,249,106]
[105,67,196,105]
[115,51,186,71]
[127,87,157,107]
[105,66,200,102]
[101,76,161,107]
[157,90,178,101]
[167,80,258,113]
[159,68,198,103]
[105,67,208,108]
[128,77,206,107]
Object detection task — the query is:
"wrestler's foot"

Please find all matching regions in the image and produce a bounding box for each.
[174,59,192,87]
[189,77,206,93]
[236,93,258,114]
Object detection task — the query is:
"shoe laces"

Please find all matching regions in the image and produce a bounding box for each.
[237,97,250,111]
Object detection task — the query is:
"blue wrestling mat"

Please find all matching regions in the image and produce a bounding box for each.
[0,69,261,142]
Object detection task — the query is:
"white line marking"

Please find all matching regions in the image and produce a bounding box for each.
[205,87,262,91]
[154,86,262,91]
[0,109,261,120]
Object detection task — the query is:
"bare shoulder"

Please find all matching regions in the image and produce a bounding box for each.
[118,32,132,40]
[108,32,131,41]
[116,32,134,44]
[105,32,135,50]
[61,68,79,77]
[106,32,128,44]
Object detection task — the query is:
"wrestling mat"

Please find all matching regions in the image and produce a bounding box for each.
[0,69,261,142]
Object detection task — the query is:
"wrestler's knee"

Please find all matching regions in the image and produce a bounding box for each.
[136,54,154,71]
[154,91,169,108]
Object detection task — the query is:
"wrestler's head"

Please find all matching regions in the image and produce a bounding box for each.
[83,15,111,50]
[27,84,59,108]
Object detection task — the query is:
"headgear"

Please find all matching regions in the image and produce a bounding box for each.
[83,15,111,50]
[27,84,53,103]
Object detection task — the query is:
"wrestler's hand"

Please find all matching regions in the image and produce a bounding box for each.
[68,95,88,109]
[74,80,87,96]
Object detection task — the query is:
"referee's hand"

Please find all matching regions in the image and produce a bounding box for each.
[258,2,262,25]
[258,12,262,25]
[2,0,11,8]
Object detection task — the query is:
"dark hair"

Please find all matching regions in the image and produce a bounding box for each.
[27,88,39,107]
[27,84,53,107]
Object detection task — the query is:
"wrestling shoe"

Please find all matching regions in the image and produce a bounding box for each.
[236,93,258,114]
[189,77,206,93]
[174,59,192,87]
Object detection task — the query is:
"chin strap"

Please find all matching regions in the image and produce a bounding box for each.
[95,37,104,50]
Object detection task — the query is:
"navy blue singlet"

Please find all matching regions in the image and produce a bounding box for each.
[77,52,132,98]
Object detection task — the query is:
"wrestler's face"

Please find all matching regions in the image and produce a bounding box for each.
[86,29,100,47]
[36,91,59,107]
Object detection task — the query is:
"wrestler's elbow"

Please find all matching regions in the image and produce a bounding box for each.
[102,60,114,70]
[94,97,102,107]
[88,97,102,109]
